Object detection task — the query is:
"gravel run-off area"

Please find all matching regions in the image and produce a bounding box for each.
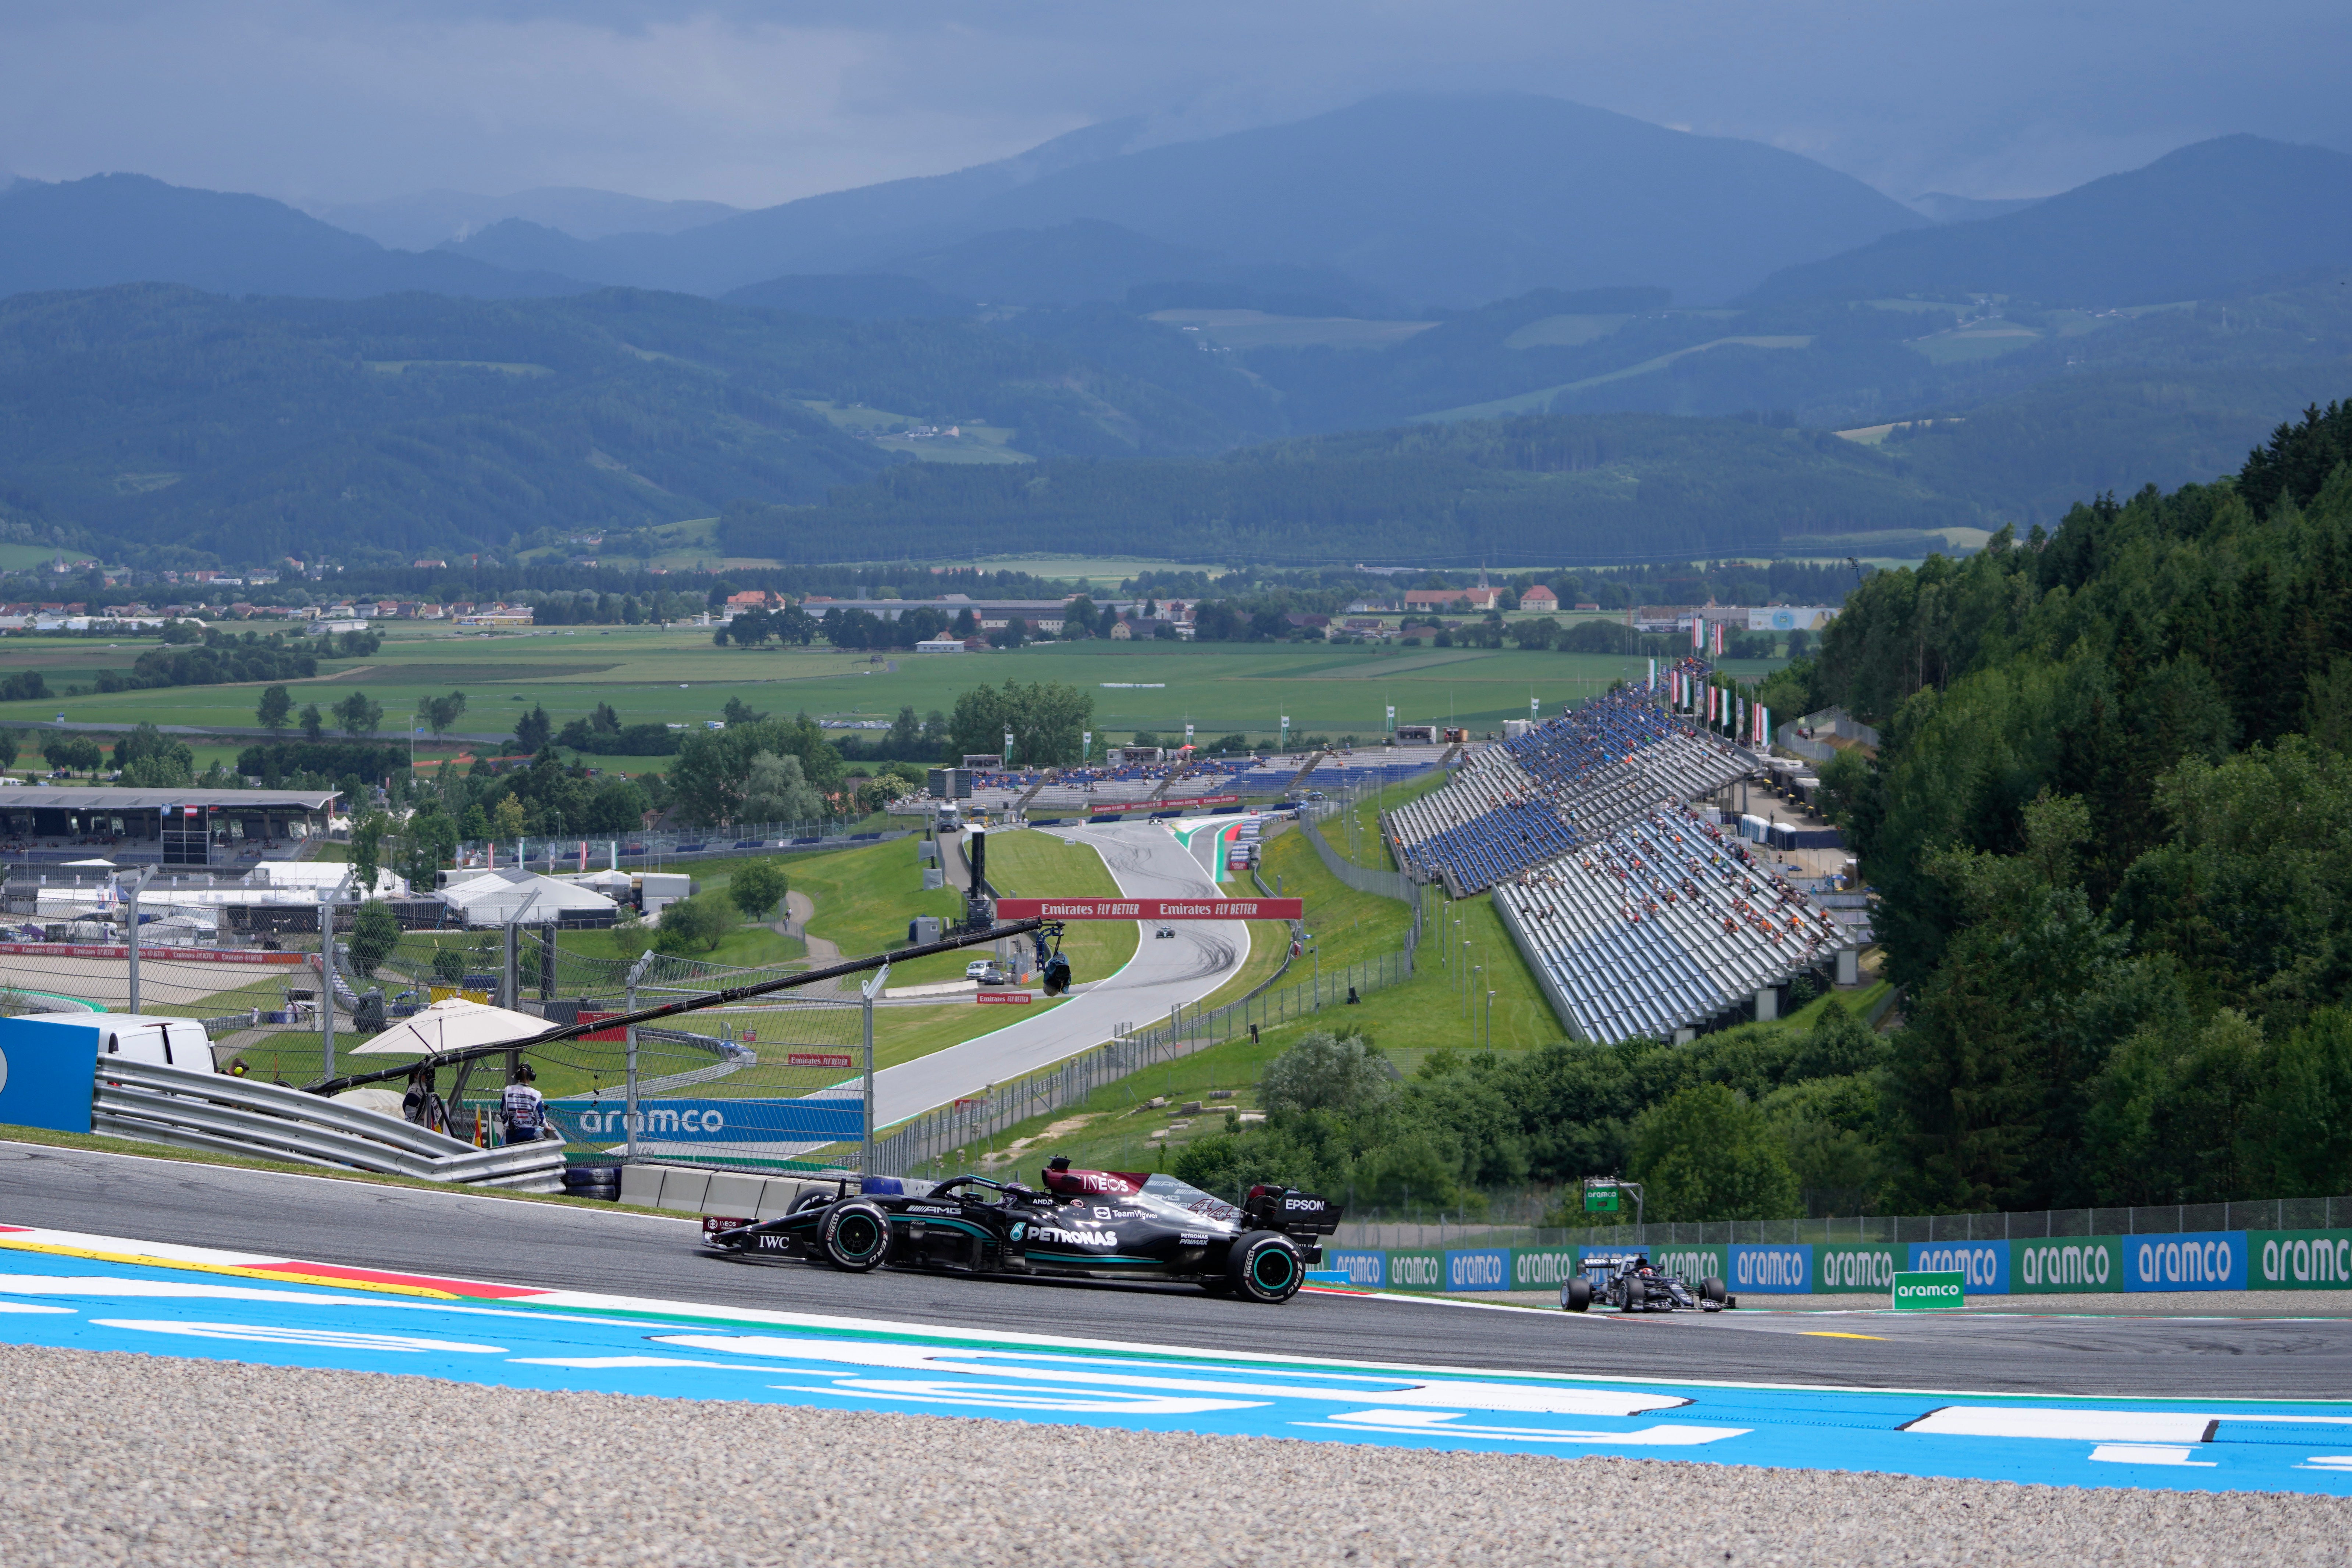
[4,1343,2349,1567]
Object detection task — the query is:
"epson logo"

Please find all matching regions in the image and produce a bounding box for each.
[1284,1198,1322,1211]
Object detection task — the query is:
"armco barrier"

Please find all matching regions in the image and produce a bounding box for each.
[88,1057,568,1191]
[1335,1230,2352,1295]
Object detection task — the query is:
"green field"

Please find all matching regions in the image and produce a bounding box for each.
[0,623,1770,753]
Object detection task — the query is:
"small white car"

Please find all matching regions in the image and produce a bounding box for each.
[965,960,1006,986]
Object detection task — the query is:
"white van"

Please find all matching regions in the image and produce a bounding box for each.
[96,1014,218,1074]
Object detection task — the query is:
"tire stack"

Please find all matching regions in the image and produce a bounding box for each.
[562,1163,623,1202]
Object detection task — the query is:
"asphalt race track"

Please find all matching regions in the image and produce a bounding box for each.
[8,1140,2352,1403]
[869,820,1246,1125]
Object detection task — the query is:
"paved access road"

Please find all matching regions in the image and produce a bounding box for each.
[8,1141,2352,1401]
[872,821,1247,1126]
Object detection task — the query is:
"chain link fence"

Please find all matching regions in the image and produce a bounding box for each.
[440,821,913,874]
[0,877,882,1175]
[1331,1196,2352,1253]
[1297,805,1418,901]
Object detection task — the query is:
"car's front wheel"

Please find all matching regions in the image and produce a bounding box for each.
[820,1200,893,1272]
[1227,1231,1305,1303]
[1562,1277,1592,1312]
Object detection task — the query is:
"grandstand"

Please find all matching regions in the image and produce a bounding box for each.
[1386,680,1754,895]
[1492,803,1845,1044]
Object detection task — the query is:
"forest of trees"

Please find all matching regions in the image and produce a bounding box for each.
[1175,402,2352,1220]
[1736,398,2352,1211]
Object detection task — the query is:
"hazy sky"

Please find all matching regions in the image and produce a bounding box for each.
[2,1,2346,211]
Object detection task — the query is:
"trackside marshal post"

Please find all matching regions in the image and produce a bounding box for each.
[993,898,1304,920]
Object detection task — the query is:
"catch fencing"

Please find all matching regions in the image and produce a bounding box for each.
[441,820,911,874]
[1297,805,1418,902]
[0,884,881,1175]
[1322,1195,2352,1296]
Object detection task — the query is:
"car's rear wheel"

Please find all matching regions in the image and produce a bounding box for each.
[1563,1277,1592,1312]
[1228,1231,1304,1303]
[820,1200,892,1272]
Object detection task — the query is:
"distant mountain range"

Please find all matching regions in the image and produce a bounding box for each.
[300,187,742,250]
[4,105,2351,567]
[1750,135,2352,306]
[438,93,1926,308]
[0,174,587,301]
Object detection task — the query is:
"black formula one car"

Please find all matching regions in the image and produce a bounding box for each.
[1561,1251,1731,1313]
[700,1155,1343,1304]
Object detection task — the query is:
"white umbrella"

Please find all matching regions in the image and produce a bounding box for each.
[350,996,552,1056]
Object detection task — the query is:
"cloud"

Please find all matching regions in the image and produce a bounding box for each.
[0,0,2345,212]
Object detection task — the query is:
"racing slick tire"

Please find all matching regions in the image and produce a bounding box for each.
[1700,1276,1729,1307]
[1562,1277,1593,1312]
[1227,1230,1305,1304]
[820,1200,893,1272]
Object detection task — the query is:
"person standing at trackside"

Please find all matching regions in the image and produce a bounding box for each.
[499,1062,556,1144]
[402,1065,446,1133]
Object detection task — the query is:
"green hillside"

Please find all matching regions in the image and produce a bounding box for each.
[718,412,1982,565]
[0,285,1268,564]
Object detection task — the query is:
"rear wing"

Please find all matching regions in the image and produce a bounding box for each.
[1244,1184,1343,1238]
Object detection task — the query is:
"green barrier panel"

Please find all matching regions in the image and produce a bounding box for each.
[2250,1230,2352,1289]
[1814,1243,1900,1293]
[2010,1235,2123,1293]
[1385,1249,1444,1292]
[1891,1270,1964,1310]
[1510,1248,1585,1292]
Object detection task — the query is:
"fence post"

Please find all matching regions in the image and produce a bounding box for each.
[623,948,653,1163]
[318,900,336,1080]
[860,961,890,1174]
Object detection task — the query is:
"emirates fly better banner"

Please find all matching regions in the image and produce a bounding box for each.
[992,898,1303,920]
